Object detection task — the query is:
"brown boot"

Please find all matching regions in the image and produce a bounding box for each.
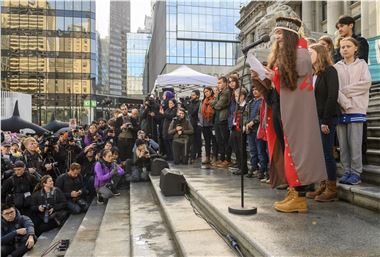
[306,181,326,199]
[274,191,308,213]
[212,159,222,166]
[274,187,296,205]
[315,180,337,202]
[217,160,230,168]
[202,156,211,164]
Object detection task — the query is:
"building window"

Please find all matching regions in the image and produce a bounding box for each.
[321,1,327,21]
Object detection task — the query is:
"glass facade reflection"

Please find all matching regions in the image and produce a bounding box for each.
[166,0,243,66]
[127,33,151,95]
[1,0,96,124]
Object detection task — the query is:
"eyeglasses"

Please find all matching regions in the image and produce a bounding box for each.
[2,210,15,216]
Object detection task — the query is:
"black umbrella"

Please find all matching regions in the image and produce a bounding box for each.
[43,114,69,133]
[0,101,49,135]
[54,126,72,136]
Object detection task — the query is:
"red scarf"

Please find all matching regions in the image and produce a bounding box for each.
[201,96,215,121]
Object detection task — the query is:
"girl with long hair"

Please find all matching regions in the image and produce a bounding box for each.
[251,16,326,213]
[199,86,217,164]
[306,43,339,201]
[334,37,371,185]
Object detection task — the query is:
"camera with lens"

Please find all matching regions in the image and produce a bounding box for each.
[41,132,59,152]
[42,203,51,223]
[95,139,105,151]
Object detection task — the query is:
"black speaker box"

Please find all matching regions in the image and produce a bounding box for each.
[150,158,169,176]
[159,168,187,196]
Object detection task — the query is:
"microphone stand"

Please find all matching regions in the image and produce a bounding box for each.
[228,50,257,215]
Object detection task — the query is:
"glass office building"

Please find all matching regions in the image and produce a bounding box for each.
[127,32,151,95]
[166,0,243,66]
[146,0,245,93]
[1,0,96,124]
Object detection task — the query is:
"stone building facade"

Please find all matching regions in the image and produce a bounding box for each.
[230,0,380,85]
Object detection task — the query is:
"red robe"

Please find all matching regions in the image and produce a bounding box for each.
[266,38,327,187]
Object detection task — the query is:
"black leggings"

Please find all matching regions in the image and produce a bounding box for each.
[202,126,217,158]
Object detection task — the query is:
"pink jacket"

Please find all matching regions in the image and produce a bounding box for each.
[334,58,371,114]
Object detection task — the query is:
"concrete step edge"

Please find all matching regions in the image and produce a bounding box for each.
[186,181,267,257]
[337,183,380,212]
[149,175,237,257]
[43,212,86,257]
[24,228,60,257]
[129,183,178,257]
[64,199,107,257]
[94,190,130,257]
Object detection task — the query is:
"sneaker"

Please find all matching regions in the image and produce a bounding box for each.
[338,172,351,184]
[111,189,121,196]
[257,172,265,180]
[97,194,104,204]
[260,174,269,183]
[345,173,361,185]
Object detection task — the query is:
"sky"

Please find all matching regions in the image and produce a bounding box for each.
[96,0,152,38]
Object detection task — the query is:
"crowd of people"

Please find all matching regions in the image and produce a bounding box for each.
[1,14,372,256]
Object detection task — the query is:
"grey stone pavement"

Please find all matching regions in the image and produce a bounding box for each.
[169,163,380,257]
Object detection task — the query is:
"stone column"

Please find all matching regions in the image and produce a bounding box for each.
[302,0,314,31]
[314,1,322,32]
[327,1,343,35]
[361,1,370,38]
[368,0,380,38]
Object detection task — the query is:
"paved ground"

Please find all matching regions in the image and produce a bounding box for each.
[171,162,380,257]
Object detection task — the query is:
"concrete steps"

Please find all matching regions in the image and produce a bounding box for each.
[130,182,177,257]
[367,126,380,137]
[93,191,130,257]
[367,149,380,165]
[25,212,86,257]
[367,136,380,149]
[65,200,107,257]
[367,117,380,126]
[173,165,380,257]
[338,182,380,212]
[24,228,60,257]
[150,175,237,257]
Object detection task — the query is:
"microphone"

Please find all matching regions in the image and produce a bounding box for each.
[241,35,271,55]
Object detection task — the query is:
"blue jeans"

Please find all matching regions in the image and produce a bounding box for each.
[320,119,337,180]
[257,139,268,173]
[247,133,259,169]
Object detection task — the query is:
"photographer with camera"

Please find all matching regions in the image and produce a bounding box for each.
[168,108,194,165]
[141,95,160,143]
[159,99,177,161]
[94,150,125,203]
[2,161,38,217]
[129,139,154,182]
[31,175,68,236]
[75,144,97,202]
[21,137,44,179]
[65,134,82,170]
[84,124,102,147]
[41,136,67,180]
[56,163,88,214]
[116,104,139,161]
[1,203,36,257]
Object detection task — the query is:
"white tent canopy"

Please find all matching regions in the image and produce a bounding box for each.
[153,65,217,94]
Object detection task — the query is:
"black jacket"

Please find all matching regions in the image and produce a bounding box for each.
[1,210,35,245]
[314,65,339,126]
[75,151,96,179]
[334,34,369,63]
[55,173,86,200]
[187,99,200,127]
[30,187,67,219]
[2,173,38,208]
